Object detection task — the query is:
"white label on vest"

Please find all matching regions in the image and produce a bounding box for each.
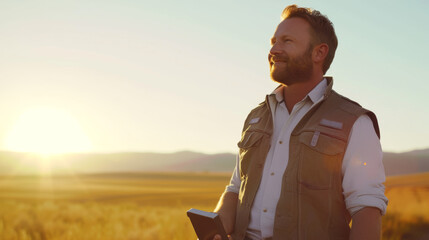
[320,119,343,130]
[311,131,320,147]
[249,117,260,124]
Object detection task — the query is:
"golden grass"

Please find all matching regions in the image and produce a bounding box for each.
[0,172,428,240]
[382,172,429,240]
[0,200,203,240]
[0,172,227,240]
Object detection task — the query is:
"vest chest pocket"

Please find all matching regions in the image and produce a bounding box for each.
[237,130,266,177]
[298,131,346,190]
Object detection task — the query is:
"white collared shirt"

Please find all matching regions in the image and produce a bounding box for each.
[226,79,388,239]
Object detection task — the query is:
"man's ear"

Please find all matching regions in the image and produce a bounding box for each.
[312,43,329,63]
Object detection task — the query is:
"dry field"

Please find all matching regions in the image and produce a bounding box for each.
[0,172,428,240]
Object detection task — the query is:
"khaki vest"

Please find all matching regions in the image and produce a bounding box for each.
[231,79,380,240]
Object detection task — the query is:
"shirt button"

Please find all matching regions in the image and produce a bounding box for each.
[279,141,283,144]
[270,172,275,176]
[263,208,267,212]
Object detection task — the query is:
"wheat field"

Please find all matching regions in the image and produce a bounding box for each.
[0,172,428,240]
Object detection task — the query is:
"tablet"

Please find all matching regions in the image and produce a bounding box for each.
[187,208,229,240]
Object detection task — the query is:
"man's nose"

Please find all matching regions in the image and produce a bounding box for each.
[269,43,281,55]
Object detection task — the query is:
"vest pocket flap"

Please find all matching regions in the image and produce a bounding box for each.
[298,131,346,156]
[298,131,345,190]
[237,131,265,149]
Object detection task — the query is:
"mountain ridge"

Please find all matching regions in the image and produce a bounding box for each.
[1,148,428,176]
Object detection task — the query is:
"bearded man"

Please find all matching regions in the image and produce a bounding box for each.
[212,5,388,240]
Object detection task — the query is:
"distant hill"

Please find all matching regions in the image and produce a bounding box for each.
[383,148,429,176]
[0,148,428,176]
[0,151,236,175]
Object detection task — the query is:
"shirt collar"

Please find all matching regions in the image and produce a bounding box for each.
[269,78,329,105]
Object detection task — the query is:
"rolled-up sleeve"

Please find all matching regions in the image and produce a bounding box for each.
[225,154,241,194]
[342,114,389,216]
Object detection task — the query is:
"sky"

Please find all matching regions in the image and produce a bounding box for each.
[0,0,428,154]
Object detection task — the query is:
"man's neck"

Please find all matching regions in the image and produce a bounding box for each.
[283,76,323,113]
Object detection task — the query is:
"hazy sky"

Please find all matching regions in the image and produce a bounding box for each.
[0,0,428,154]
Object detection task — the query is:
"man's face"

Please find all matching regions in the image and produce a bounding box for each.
[269,17,314,86]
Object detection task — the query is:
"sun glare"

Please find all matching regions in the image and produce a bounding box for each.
[4,107,92,154]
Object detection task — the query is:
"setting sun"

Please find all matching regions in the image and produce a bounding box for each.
[4,107,92,154]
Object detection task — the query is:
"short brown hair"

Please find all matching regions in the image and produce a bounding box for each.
[281,5,338,74]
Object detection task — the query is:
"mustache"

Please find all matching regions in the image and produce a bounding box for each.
[268,54,288,63]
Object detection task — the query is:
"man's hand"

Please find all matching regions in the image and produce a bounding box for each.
[212,191,238,240]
